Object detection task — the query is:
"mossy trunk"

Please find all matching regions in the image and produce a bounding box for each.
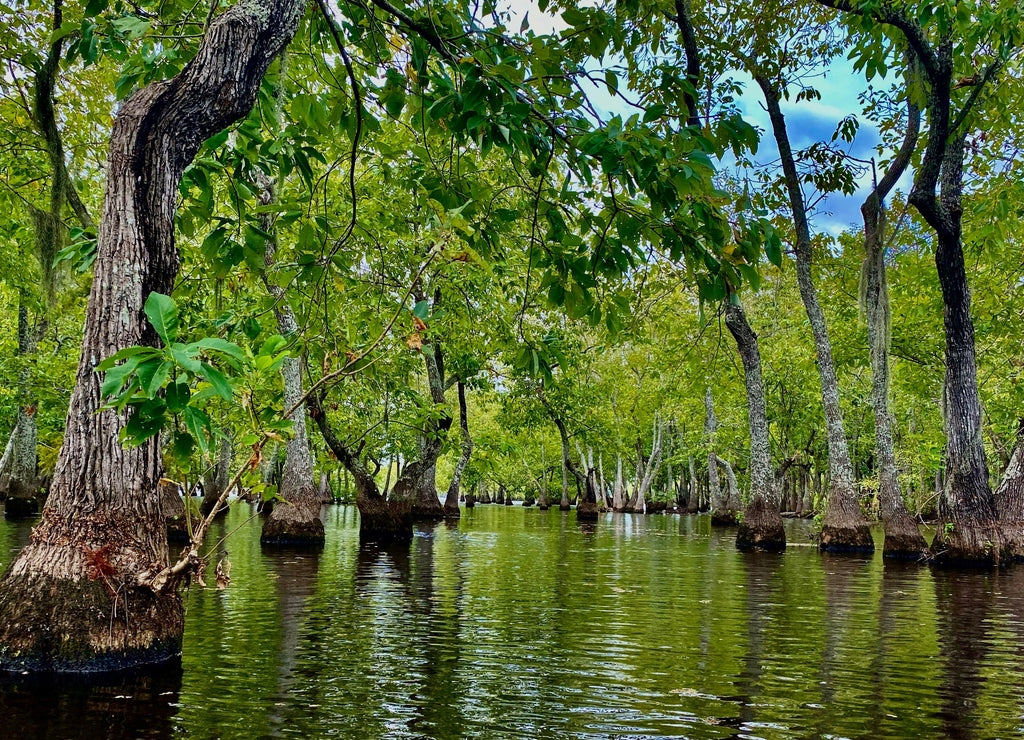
[758,76,873,554]
[725,299,785,551]
[860,92,928,560]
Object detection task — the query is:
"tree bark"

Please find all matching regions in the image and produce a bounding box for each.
[259,174,324,546]
[725,299,785,550]
[0,0,308,673]
[443,381,471,518]
[860,89,928,559]
[309,393,412,541]
[4,298,43,518]
[402,340,451,519]
[995,422,1024,559]
[757,75,873,552]
[686,456,699,514]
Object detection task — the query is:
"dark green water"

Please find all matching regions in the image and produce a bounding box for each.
[0,504,1022,739]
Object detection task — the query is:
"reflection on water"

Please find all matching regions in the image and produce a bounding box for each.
[0,503,1023,738]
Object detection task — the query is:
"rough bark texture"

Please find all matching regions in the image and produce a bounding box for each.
[309,393,412,541]
[860,93,928,559]
[407,341,450,520]
[259,166,323,546]
[995,422,1024,560]
[757,76,873,553]
[4,300,43,518]
[0,0,308,673]
[576,469,599,522]
[442,382,471,519]
[926,132,1005,564]
[726,300,785,551]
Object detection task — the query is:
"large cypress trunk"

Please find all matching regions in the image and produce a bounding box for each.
[926,141,1004,563]
[576,468,599,522]
[726,299,785,551]
[860,92,928,559]
[0,1,307,673]
[757,76,873,553]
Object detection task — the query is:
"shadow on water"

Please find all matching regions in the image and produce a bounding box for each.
[263,548,322,737]
[0,662,183,739]
[932,569,992,740]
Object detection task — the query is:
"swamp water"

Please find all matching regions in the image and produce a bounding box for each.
[0,504,1021,739]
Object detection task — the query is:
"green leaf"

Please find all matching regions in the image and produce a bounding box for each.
[260,335,288,356]
[412,300,430,319]
[95,345,160,372]
[83,0,107,16]
[136,359,172,397]
[192,337,246,363]
[171,432,195,462]
[144,292,179,344]
[165,381,191,412]
[201,363,233,401]
[184,406,211,456]
[100,359,139,398]
[170,346,204,375]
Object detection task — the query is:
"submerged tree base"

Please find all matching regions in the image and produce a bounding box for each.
[736,500,785,551]
[711,509,740,526]
[357,500,413,543]
[819,524,875,553]
[260,503,325,547]
[882,518,929,560]
[929,521,1008,566]
[0,571,183,674]
[576,502,598,522]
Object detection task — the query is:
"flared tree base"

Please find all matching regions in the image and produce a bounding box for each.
[576,501,598,522]
[1001,521,1024,561]
[711,509,741,526]
[736,500,786,551]
[736,522,786,551]
[929,520,1008,566]
[357,499,413,543]
[410,499,445,521]
[0,570,183,674]
[260,502,325,547]
[819,523,875,553]
[881,517,929,560]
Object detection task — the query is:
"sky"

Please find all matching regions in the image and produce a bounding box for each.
[502,0,909,238]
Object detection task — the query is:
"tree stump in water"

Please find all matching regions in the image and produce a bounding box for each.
[736,498,785,552]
